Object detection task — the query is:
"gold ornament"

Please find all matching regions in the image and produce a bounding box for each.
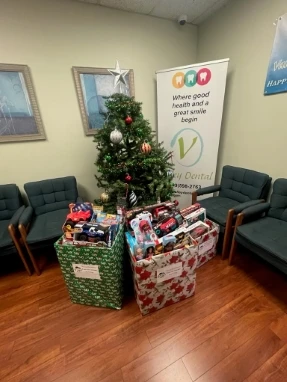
[140,141,152,154]
[100,192,110,202]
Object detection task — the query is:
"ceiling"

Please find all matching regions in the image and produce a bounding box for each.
[78,0,231,25]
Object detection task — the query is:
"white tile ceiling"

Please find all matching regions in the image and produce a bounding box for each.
[78,0,231,25]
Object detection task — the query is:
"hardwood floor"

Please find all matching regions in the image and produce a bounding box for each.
[1,249,287,381]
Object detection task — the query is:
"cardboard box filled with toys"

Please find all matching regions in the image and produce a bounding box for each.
[125,200,219,315]
[54,203,125,310]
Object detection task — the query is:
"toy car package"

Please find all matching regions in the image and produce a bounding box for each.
[63,202,94,237]
[186,221,210,240]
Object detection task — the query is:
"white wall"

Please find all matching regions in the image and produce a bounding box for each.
[0,0,197,200]
[198,0,287,184]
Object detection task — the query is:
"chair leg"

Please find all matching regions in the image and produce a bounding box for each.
[229,237,238,265]
[24,242,41,276]
[8,225,32,276]
[229,213,244,266]
[19,224,41,276]
[192,191,197,205]
[222,209,234,260]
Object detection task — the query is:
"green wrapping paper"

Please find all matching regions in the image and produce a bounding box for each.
[54,225,124,310]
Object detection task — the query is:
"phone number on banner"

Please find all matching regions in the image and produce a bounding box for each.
[174,184,201,190]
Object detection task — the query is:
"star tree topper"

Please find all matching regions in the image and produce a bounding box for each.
[108,60,129,89]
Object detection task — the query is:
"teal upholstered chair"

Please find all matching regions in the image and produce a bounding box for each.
[19,176,81,275]
[229,178,287,274]
[0,184,32,275]
[192,166,271,259]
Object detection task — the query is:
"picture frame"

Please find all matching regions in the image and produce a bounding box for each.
[72,66,135,136]
[0,63,45,143]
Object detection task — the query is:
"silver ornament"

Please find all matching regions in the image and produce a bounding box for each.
[128,191,137,207]
[110,128,123,144]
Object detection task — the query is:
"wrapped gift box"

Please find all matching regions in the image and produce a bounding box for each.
[54,225,125,310]
[126,232,198,315]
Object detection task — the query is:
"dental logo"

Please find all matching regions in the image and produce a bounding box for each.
[172,68,211,88]
[170,128,203,167]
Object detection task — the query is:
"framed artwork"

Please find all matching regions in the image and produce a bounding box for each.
[72,66,135,136]
[0,63,45,143]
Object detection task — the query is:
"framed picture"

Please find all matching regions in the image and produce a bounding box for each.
[72,66,135,135]
[0,63,45,143]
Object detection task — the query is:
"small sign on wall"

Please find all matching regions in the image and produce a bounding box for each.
[264,13,287,95]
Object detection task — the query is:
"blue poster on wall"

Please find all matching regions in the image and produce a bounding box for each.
[264,13,287,95]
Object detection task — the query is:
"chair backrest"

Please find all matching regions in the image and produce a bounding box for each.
[268,178,287,222]
[24,176,78,216]
[219,165,271,203]
[0,184,23,221]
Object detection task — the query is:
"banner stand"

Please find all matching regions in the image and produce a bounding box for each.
[156,59,229,207]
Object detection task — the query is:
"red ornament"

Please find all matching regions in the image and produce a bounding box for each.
[140,141,152,154]
[125,115,133,125]
[125,173,132,182]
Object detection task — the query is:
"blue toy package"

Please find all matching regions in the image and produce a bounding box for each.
[70,202,93,213]
[125,231,137,255]
[96,212,122,225]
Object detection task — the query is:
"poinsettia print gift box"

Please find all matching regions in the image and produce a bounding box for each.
[193,219,220,268]
[130,245,198,315]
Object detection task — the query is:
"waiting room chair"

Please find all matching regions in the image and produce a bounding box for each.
[229,178,287,275]
[19,176,81,275]
[0,184,32,275]
[192,165,271,259]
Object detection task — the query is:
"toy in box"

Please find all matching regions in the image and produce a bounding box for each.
[130,216,158,243]
[186,221,210,239]
[184,208,206,227]
[63,202,94,238]
[153,211,183,238]
[126,200,179,228]
[72,222,119,248]
[180,203,201,218]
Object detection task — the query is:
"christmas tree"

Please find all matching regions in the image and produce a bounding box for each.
[94,93,174,212]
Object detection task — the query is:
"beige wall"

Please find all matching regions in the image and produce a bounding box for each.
[0,0,197,200]
[198,0,287,184]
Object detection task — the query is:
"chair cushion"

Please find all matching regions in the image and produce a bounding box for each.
[26,209,68,244]
[0,184,22,221]
[268,178,287,222]
[200,196,238,226]
[0,220,13,248]
[24,176,78,216]
[219,165,270,203]
[237,217,287,262]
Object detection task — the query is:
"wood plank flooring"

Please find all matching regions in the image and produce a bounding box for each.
[1,249,287,381]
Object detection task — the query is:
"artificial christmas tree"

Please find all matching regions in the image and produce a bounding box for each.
[94,93,174,212]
